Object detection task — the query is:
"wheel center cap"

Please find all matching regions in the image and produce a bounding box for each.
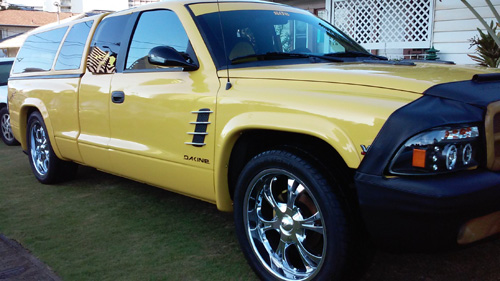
[281,215,294,232]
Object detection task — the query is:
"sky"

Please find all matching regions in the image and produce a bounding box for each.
[5,0,43,6]
[4,0,129,12]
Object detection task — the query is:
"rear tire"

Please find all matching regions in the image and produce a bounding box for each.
[234,150,351,281]
[0,107,19,146]
[26,111,77,184]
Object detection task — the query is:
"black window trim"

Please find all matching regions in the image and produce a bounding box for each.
[115,12,140,73]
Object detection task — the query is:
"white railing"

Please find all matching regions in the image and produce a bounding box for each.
[330,0,434,50]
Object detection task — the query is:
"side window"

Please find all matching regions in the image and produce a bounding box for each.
[87,15,130,74]
[13,27,68,73]
[0,61,13,86]
[125,10,193,70]
[55,20,94,71]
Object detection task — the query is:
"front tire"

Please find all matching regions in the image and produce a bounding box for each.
[0,107,19,146]
[234,150,350,281]
[26,111,77,183]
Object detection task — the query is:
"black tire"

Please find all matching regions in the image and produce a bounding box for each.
[234,150,350,281]
[0,106,19,146]
[26,111,77,184]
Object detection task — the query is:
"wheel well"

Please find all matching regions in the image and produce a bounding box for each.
[19,106,39,148]
[228,130,356,200]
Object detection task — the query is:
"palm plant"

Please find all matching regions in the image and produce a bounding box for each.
[469,21,500,67]
[458,0,500,67]
[461,0,500,49]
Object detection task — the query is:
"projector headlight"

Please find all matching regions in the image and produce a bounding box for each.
[389,125,481,175]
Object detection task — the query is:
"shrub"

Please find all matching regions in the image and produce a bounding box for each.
[468,21,500,68]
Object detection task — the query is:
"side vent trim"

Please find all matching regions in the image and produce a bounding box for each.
[185,108,213,147]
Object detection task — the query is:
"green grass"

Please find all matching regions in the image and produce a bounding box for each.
[0,143,258,281]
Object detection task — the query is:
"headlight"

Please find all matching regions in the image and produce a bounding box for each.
[389,125,481,175]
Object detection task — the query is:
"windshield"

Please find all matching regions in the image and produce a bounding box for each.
[190,4,368,69]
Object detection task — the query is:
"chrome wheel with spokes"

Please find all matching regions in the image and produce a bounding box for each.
[26,111,78,184]
[244,170,326,280]
[29,119,50,176]
[0,107,18,145]
[235,150,349,281]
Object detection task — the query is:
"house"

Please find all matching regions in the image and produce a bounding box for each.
[325,0,500,65]
[270,0,327,19]
[0,9,76,57]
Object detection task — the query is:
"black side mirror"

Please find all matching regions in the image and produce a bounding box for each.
[148,46,199,71]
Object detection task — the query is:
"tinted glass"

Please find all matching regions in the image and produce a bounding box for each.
[55,20,94,70]
[13,27,68,73]
[192,8,367,69]
[0,61,13,85]
[126,10,191,70]
[87,15,130,74]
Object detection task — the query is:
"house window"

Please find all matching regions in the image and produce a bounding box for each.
[315,8,327,21]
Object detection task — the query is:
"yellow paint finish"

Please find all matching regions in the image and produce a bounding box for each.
[8,78,79,160]
[77,73,113,170]
[109,149,216,203]
[223,62,497,94]
[215,77,419,166]
[109,71,217,165]
[212,77,419,211]
[7,81,25,147]
[105,69,219,201]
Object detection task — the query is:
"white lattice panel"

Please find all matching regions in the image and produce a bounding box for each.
[332,0,434,49]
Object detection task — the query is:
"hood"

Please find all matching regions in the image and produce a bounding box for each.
[224,61,500,94]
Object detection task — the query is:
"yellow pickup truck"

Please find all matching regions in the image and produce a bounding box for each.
[8,0,500,280]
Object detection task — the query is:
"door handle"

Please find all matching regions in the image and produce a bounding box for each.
[111,91,125,104]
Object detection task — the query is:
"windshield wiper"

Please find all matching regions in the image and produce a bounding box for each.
[230,52,343,65]
[325,51,388,60]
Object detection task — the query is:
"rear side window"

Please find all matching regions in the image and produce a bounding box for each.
[87,15,130,74]
[55,20,94,71]
[13,27,68,73]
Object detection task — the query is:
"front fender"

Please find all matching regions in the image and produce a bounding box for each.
[213,111,361,212]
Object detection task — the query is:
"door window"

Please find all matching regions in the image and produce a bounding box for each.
[125,10,194,71]
[87,15,130,74]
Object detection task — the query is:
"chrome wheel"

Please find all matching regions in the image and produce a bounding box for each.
[243,169,326,280]
[29,120,50,176]
[0,107,18,145]
[26,111,78,184]
[0,111,14,143]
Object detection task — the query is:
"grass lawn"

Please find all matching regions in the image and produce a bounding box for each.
[0,143,258,281]
[4,142,500,281]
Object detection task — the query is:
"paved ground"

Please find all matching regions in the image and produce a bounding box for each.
[0,234,61,281]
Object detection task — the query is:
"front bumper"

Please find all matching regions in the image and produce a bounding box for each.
[355,169,500,249]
